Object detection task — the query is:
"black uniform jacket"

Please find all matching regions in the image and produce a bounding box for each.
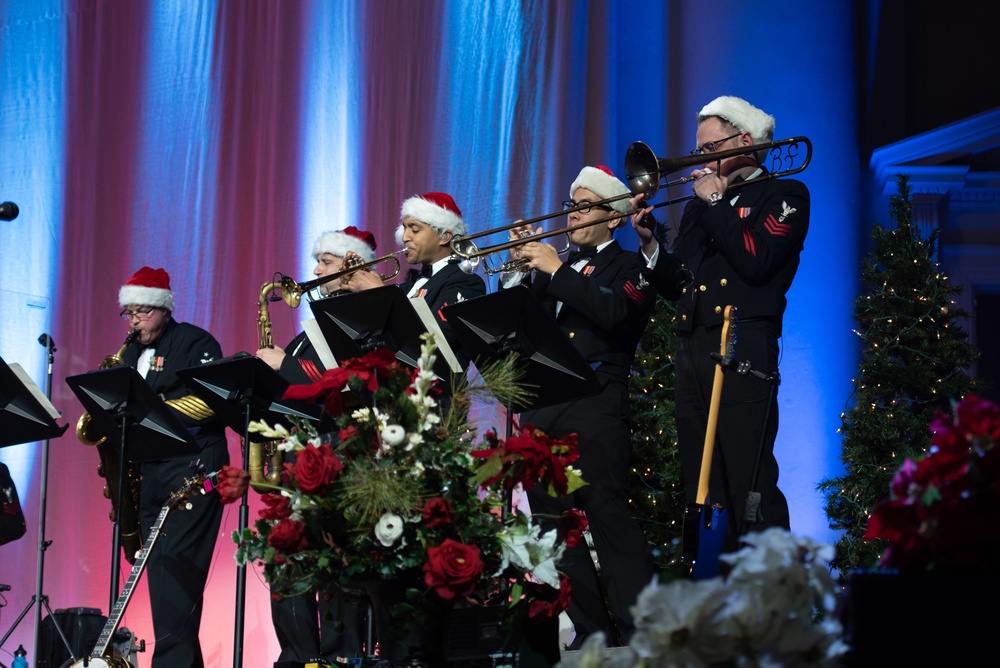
[399,260,487,369]
[522,240,656,381]
[121,318,227,451]
[648,173,809,336]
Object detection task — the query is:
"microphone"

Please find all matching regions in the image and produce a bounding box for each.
[38,333,56,351]
[0,202,19,221]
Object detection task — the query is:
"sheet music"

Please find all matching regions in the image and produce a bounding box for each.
[302,318,338,370]
[409,298,462,374]
[7,362,59,419]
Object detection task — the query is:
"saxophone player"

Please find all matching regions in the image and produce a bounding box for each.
[255,226,377,383]
[253,227,377,668]
[116,266,229,668]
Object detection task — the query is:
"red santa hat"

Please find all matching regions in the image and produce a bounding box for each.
[312,226,378,262]
[570,165,631,214]
[119,266,175,311]
[396,192,466,244]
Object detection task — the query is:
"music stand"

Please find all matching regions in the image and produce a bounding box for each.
[66,365,201,612]
[0,354,72,661]
[309,286,458,381]
[442,286,601,414]
[0,357,68,447]
[176,351,321,668]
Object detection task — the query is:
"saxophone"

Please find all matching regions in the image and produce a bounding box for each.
[76,330,144,564]
[250,282,286,491]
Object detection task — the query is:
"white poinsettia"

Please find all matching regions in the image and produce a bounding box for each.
[374,513,404,547]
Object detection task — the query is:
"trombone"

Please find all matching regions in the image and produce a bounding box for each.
[276,249,408,307]
[451,136,811,275]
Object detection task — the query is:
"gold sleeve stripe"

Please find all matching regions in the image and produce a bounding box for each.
[165,395,216,420]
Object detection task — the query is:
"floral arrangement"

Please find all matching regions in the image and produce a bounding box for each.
[557,528,847,668]
[864,393,1000,573]
[233,334,588,625]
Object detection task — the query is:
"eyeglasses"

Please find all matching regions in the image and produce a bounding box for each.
[120,307,158,321]
[562,199,612,215]
[690,132,742,156]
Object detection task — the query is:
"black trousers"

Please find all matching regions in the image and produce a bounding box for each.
[522,373,653,646]
[139,441,229,668]
[271,588,365,663]
[675,319,790,552]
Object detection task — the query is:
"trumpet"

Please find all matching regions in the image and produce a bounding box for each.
[277,249,408,308]
[451,136,811,275]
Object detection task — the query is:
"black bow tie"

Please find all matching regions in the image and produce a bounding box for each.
[567,248,597,264]
[407,265,433,283]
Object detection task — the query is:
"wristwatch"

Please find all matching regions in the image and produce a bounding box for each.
[709,191,724,206]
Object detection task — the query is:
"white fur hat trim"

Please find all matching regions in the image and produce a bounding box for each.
[570,165,631,214]
[697,96,775,143]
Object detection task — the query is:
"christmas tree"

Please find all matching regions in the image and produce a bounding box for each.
[818,174,979,577]
[628,293,687,573]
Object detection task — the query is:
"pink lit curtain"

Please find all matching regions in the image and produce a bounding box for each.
[1,0,858,663]
[2,1,659,661]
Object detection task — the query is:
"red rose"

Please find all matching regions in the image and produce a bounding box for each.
[292,443,343,495]
[268,518,307,552]
[422,497,454,529]
[422,538,484,601]
[259,493,292,521]
[215,465,250,504]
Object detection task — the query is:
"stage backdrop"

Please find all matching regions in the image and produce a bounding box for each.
[0,1,858,664]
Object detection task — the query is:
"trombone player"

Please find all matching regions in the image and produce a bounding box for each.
[630,95,810,551]
[253,227,378,667]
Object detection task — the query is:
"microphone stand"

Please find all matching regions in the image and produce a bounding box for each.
[0,336,75,663]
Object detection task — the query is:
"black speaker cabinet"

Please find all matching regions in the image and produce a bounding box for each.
[38,607,106,668]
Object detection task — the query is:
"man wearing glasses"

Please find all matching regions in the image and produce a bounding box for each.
[117,266,229,668]
[630,95,810,554]
[502,165,658,649]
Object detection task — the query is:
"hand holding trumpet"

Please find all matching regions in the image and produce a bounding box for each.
[507,221,562,274]
[338,250,385,292]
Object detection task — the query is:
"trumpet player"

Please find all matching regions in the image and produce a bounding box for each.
[501,165,658,649]
[116,266,229,667]
[341,191,486,372]
[253,227,378,667]
[630,95,809,552]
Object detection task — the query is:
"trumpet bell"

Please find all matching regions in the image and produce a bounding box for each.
[451,237,482,274]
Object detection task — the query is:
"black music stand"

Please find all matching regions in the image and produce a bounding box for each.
[176,351,322,668]
[0,357,68,448]
[443,286,601,414]
[309,285,458,381]
[0,355,72,661]
[65,366,200,613]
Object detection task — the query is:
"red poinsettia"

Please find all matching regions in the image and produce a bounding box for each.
[472,423,581,495]
[283,347,398,414]
[865,394,1000,572]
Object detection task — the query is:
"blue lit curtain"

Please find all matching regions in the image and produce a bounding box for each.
[0,0,858,662]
